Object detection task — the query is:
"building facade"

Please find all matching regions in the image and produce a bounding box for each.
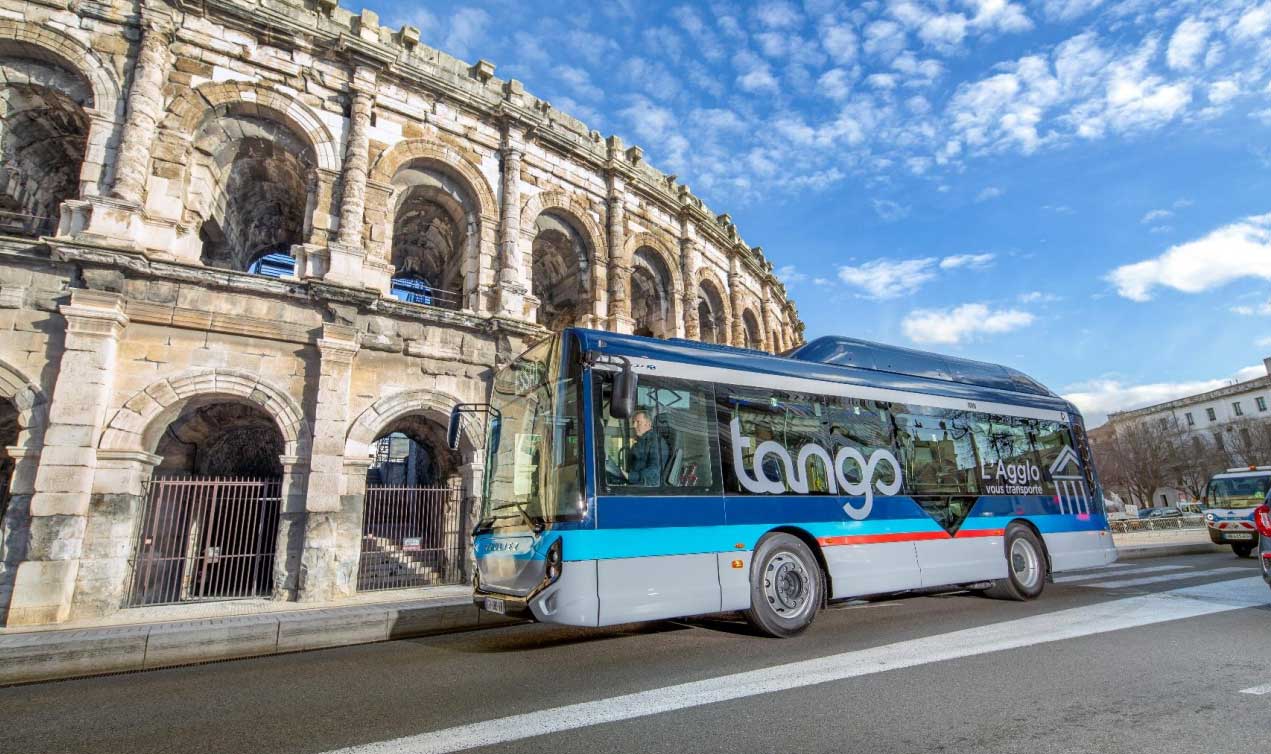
[1097,357,1271,508]
[0,0,805,626]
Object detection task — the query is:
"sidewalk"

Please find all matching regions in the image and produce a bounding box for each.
[0,528,1231,686]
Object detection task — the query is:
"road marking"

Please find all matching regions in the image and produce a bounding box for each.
[1241,683,1271,696]
[322,578,1270,754]
[1086,567,1252,589]
[1053,564,1190,584]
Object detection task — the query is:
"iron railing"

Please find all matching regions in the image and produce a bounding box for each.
[126,476,282,607]
[358,486,465,591]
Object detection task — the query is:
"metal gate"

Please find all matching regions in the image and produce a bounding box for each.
[358,486,465,591]
[127,477,282,607]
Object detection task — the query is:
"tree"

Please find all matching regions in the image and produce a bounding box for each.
[1093,419,1175,508]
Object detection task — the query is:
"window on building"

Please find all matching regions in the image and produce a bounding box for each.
[1233,401,1244,417]
[1185,412,1195,426]
[1206,407,1217,422]
[1258,397,1267,412]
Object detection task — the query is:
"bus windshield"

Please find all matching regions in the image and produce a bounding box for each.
[1206,475,1271,509]
[480,336,583,529]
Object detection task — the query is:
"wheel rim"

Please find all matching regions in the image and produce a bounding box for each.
[763,551,815,619]
[1010,537,1041,590]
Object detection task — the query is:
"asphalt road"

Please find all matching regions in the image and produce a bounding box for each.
[4,551,1270,754]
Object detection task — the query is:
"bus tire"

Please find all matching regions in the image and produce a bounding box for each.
[745,533,822,638]
[1233,543,1255,558]
[983,525,1046,601]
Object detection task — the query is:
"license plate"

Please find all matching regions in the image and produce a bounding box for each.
[1226,533,1254,541]
[483,596,506,614]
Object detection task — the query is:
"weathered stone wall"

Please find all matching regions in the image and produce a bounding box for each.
[0,0,806,626]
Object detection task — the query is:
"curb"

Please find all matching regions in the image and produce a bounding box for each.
[0,596,521,686]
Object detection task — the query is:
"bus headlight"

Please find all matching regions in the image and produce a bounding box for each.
[545,538,563,584]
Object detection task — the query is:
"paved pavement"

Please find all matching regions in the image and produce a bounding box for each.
[3,551,1269,754]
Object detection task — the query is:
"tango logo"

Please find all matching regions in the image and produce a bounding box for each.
[729,418,903,520]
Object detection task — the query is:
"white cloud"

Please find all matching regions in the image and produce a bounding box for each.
[1208,79,1240,105]
[820,22,859,65]
[777,264,807,284]
[1041,0,1104,22]
[1166,18,1209,71]
[966,0,1033,34]
[1018,291,1061,303]
[975,186,1004,202]
[940,252,995,269]
[440,8,490,60]
[871,198,911,221]
[734,50,780,93]
[1140,208,1172,224]
[1230,300,1271,316]
[818,68,855,99]
[1065,365,1263,426]
[553,65,602,101]
[864,20,907,60]
[1257,336,1271,348]
[756,1,801,29]
[1108,213,1271,301]
[902,303,1034,344]
[837,257,936,298]
[1234,4,1271,40]
[620,57,681,100]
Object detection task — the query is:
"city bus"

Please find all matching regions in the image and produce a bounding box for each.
[451,329,1115,637]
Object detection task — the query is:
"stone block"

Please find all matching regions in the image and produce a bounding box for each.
[275,607,387,652]
[0,626,148,684]
[5,559,78,626]
[386,600,482,639]
[143,616,281,668]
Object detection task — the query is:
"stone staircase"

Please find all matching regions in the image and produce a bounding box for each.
[357,534,456,590]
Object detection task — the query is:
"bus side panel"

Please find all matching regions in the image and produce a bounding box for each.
[719,552,753,611]
[531,560,601,627]
[824,542,923,599]
[1043,530,1117,572]
[914,537,1007,587]
[596,553,721,625]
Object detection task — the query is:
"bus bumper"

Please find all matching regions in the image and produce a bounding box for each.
[474,560,600,626]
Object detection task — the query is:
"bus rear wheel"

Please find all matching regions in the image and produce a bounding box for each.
[982,525,1047,601]
[745,533,822,638]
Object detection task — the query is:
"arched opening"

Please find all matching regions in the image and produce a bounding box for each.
[128,398,285,606]
[0,397,17,520]
[531,211,590,330]
[0,48,92,237]
[191,108,317,273]
[742,309,763,350]
[696,279,728,345]
[359,413,464,591]
[388,164,476,310]
[630,246,676,339]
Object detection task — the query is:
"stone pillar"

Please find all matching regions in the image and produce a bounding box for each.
[680,232,700,341]
[272,454,307,601]
[7,290,127,625]
[728,252,745,348]
[328,65,377,287]
[458,459,484,577]
[605,171,633,334]
[110,17,172,205]
[496,124,527,318]
[299,325,360,602]
[73,448,159,619]
[760,283,777,353]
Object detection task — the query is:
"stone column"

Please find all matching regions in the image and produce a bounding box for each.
[111,17,172,206]
[7,290,127,625]
[760,283,777,353]
[728,252,745,348]
[496,124,527,318]
[328,65,377,287]
[458,459,484,578]
[680,233,700,341]
[299,325,360,602]
[605,172,633,333]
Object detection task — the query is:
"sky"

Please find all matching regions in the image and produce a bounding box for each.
[362,0,1271,425]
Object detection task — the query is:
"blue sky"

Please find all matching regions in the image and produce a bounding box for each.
[364,0,1271,424]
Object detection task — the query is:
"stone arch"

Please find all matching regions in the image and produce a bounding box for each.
[741,307,763,350]
[367,138,497,224]
[0,22,122,116]
[99,369,306,457]
[166,82,337,171]
[521,192,604,329]
[695,272,730,346]
[345,388,479,462]
[0,357,46,447]
[519,190,606,258]
[622,231,682,292]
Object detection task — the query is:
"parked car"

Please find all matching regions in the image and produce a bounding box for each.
[1138,507,1183,519]
[1204,467,1271,558]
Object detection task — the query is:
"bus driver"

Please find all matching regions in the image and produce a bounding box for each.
[628,410,669,487]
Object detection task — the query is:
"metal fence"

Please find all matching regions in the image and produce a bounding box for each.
[1108,514,1207,534]
[127,477,282,607]
[358,486,466,592]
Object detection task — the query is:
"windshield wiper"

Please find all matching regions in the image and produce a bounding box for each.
[474,505,545,535]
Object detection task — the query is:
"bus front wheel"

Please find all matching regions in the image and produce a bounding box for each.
[982,525,1047,601]
[745,533,822,638]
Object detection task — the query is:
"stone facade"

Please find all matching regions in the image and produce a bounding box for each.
[0,0,804,626]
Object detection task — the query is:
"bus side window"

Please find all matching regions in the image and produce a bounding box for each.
[594,373,721,495]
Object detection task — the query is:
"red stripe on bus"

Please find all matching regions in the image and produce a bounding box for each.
[818,529,1005,547]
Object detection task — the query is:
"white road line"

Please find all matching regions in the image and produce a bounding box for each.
[323,578,1270,754]
[1240,683,1271,696]
[1085,567,1252,590]
[1053,564,1191,584]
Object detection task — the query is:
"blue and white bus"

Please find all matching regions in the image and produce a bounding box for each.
[452,329,1115,637]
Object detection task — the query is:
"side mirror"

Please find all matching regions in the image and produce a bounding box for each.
[447,405,462,450]
[610,365,638,420]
